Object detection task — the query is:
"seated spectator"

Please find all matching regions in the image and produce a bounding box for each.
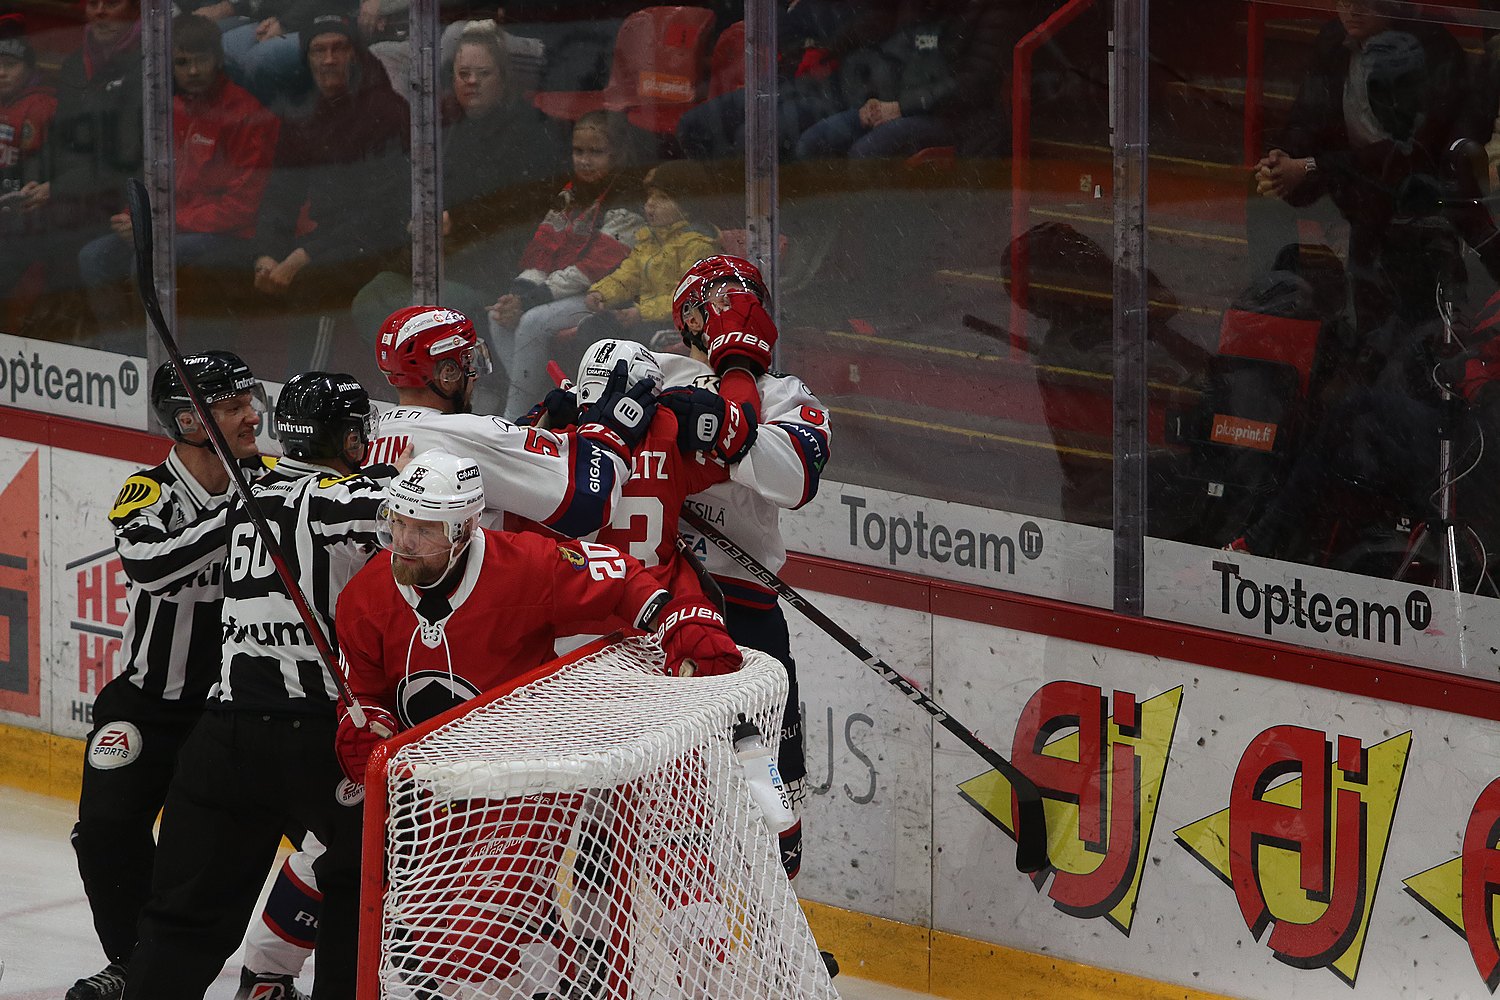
[575,159,718,351]
[0,16,56,308]
[793,0,1013,161]
[252,8,409,358]
[351,17,559,412]
[76,14,279,344]
[15,0,142,342]
[487,109,641,418]
[217,0,339,108]
[676,0,882,161]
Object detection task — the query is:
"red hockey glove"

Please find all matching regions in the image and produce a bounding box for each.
[659,387,758,464]
[578,359,658,458]
[705,292,778,377]
[655,595,741,678]
[335,703,400,784]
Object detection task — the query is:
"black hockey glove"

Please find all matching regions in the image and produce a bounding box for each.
[660,387,758,463]
[578,359,658,458]
[518,387,580,429]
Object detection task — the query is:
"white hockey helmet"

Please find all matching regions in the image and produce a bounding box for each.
[576,339,664,408]
[377,450,486,567]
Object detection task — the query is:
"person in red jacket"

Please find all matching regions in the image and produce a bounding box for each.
[487,110,643,419]
[75,13,279,340]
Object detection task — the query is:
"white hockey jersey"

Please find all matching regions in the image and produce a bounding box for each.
[655,353,832,608]
[365,405,627,538]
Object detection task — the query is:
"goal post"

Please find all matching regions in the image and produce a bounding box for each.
[357,634,840,999]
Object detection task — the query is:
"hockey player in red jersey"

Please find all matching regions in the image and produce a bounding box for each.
[333,449,742,996]
[364,305,658,539]
[655,254,832,883]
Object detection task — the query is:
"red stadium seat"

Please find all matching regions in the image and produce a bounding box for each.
[533,6,715,123]
[629,20,745,136]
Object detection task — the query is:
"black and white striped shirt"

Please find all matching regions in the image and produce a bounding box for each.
[214,458,389,714]
[110,450,273,703]
[127,457,392,715]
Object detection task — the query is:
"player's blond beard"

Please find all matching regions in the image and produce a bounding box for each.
[392,556,443,588]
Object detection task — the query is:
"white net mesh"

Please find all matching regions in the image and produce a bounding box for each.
[375,636,840,1000]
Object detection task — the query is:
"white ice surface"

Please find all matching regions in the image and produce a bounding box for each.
[0,785,932,1000]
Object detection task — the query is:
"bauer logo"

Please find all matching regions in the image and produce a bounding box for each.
[1212,560,1427,646]
[88,721,142,769]
[335,779,365,807]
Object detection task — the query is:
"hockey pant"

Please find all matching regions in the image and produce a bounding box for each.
[242,832,324,977]
[124,710,364,1000]
[73,677,203,966]
[721,597,806,879]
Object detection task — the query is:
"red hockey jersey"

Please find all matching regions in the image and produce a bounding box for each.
[337,528,666,727]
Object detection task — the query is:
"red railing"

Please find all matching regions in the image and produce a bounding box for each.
[1011,0,1098,358]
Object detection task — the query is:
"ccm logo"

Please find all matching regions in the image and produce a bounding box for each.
[709,331,771,354]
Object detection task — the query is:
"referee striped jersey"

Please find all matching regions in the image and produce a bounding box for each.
[110,450,273,703]
[214,457,391,714]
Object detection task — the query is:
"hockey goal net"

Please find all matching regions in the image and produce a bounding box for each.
[357,634,840,999]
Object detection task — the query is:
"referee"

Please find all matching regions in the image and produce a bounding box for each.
[122,372,392,1000]
[68,352,270,1000]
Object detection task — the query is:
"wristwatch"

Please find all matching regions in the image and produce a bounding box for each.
[1303,156,1318,174]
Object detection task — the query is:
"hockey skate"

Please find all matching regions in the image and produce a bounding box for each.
[65,963,126,1000]
[233,968,308,1000]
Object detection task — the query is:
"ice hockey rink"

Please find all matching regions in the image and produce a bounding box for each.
[0,785,931,1000]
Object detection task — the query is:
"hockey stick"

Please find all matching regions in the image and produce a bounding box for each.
[125,178,367,727]
[680,507,1049,873]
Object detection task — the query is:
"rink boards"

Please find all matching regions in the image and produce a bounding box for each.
[6,356,1500,998]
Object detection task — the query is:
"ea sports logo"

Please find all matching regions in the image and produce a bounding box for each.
[88,721,143,770]
[335,779,365,807]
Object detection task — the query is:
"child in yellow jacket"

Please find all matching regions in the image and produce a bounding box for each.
[576,159,719,349]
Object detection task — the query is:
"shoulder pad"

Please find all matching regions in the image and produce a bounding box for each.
[109,473,165,522]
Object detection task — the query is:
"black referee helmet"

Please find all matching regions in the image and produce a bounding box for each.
[274,372,375,461]
[150,351,262,442]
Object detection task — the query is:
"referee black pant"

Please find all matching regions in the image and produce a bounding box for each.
[124,709,363,1000]
[73,677,202,966]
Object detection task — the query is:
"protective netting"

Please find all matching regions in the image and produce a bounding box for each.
[374,636,840,1000]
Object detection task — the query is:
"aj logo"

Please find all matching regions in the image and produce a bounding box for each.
[1405,775,1500,992]
[959,682,1182,934]
[1176,727,1410,985]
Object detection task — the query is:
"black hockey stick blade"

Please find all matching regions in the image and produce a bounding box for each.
[125,178,368,727]
[681,506,1049,873]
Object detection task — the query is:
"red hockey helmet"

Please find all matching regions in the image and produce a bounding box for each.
[377,306,492,390]
[673,255,769,344]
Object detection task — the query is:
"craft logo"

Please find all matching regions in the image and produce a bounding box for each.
[71,544,128,722]
[1404,776,1500,992]
[1175,726,1410,985]
[0,450,40,717]
[958,681,1182,934]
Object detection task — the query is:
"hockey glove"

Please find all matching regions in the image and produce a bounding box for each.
[518,387,579,429]
[659,387,758,464]
[335,703,400,784]
[578,359,658,458]
[655,595,741,678]
[705,292,778,376]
